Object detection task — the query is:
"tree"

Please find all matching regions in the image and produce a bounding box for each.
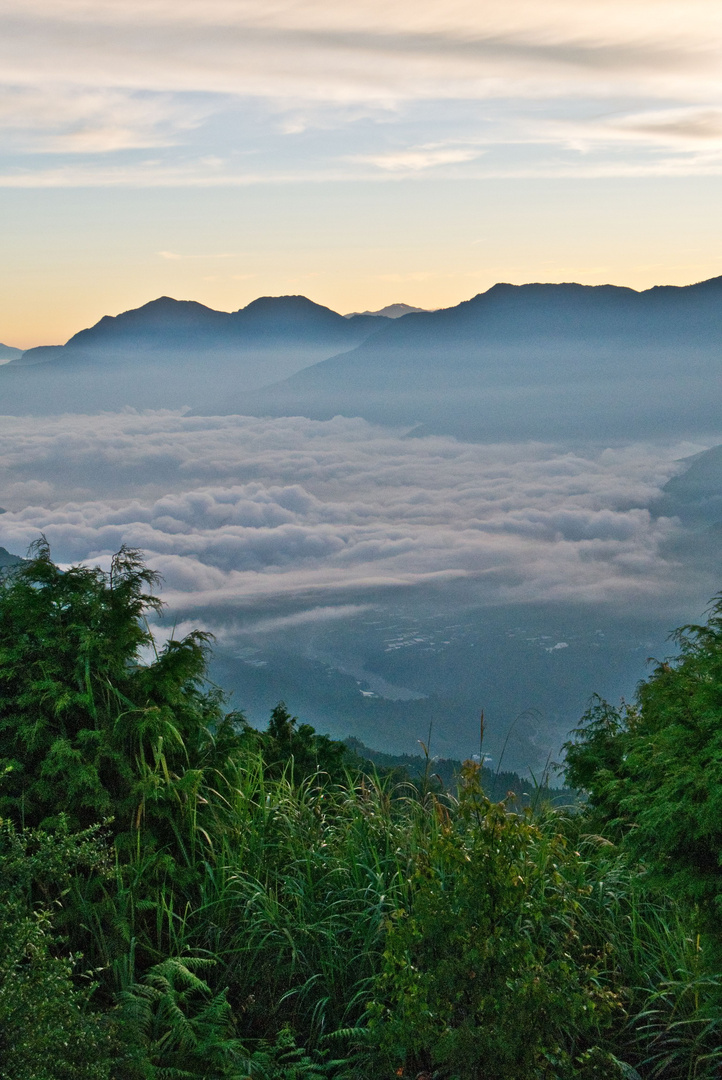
[0,539,242,848]
[367,762,623,1080]
[564,597,722,934]
[244,701,348,782]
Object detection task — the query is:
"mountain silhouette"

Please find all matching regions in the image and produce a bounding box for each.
[1,295,389,412]
[344,303,428,319]
[15,294,385,366]
[3,279,722,440]
[230,277,722,440]
[654,444,722,527]
[0,546,25,569]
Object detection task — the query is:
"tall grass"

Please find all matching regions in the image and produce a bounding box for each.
[570,830,722,1079]
[56,756,722,1079]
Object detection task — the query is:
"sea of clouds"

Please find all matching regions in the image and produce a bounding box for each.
[0,411,715,636]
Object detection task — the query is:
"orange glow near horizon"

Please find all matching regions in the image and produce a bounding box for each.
[4,176,721,349]
[2,1,722,347]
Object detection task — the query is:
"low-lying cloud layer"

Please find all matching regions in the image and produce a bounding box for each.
[0,411,713,626]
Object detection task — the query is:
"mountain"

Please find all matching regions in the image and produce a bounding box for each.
[344,303,428,318]
[4,278,722,436]
[654,443,722,527]
[0,344,22,362]
[14,294,385,366]
[231,278,722,441]
[0,295,389,413]
[0,546,25,570]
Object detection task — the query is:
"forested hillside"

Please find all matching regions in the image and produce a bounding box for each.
[0,543,720,1080]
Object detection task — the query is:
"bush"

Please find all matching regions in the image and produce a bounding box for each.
[0,820,111,1080]
[564,597,722,935]
[366,763,625,1080]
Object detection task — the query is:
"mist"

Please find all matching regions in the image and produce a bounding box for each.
[0,408,717,770]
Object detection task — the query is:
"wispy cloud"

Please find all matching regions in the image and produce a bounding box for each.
[158,251,241,260]
[348,145,482,172]
[0,87,211,154]
[1,1,722,184]
[5,151,722,188]
[248,605,372,633]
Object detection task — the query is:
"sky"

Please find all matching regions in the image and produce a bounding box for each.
[2,0,722,346]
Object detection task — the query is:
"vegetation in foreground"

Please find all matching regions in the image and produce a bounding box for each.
[0,541,720,1079]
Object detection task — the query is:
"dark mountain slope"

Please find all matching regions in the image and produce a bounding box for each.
[230,295,382,341]
[66,296,229,352]
[654,443,722,527]
[0,546,25,570]
[252,278,722,387]
[0,295,389,413]
[14,294,386,366]
[229,278,722,440]
[3,278,722,435]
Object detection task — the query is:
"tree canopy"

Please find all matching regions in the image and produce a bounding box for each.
[0,539,235,838]
[564,596,722,930]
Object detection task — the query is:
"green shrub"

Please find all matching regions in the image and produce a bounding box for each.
[113,955,247,1080]
[564,598,722,929]
[366,763,625,1080]
[0,819,111,1080]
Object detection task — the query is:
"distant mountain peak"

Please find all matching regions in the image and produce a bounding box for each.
[344,303,428,319]
[475,281,638,301]
[8,292,386,382]
[113,295,220,318]
[64,296,225,348]
[240,295,332,312]
[0,546,25,570]
[236,295,345,324]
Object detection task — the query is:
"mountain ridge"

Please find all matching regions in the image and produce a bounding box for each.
[344,303,428,319]
[13,294,389,367]
[12,277,722,366]
[3,277,722,437]
[240,275,722,394]
[223,275,722,440]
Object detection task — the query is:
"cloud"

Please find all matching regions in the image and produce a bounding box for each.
[246,604,373,633]
[1,1,722,184]
[543,106,722,155]
[158,251,241,260]
[349,146,482,172]
[7,155,722,189]
[0,411,713,628]
[0,86,211,154]
[3,1,719,99]
[613,107,722,145]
